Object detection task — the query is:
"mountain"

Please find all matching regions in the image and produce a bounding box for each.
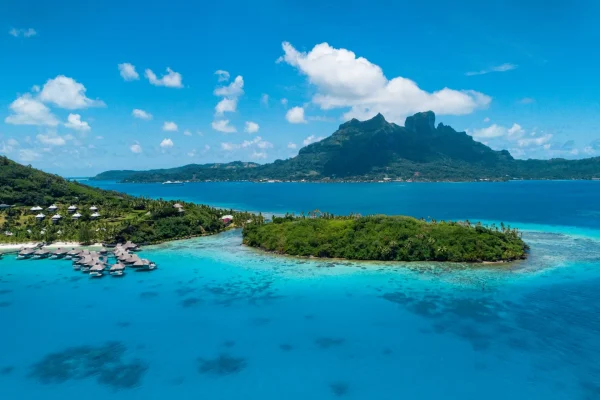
[93,112,600,182]
[0,156,253,244]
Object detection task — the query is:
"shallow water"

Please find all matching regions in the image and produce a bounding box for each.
[1,181,600,399]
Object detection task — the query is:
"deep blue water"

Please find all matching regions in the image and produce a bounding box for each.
[1,181,600,399]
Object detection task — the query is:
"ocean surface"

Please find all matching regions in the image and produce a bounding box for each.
[1,181,599,399]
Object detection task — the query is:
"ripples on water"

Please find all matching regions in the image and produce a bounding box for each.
[2,180,600,399]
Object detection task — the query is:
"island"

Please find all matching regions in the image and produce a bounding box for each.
[242,214,528,263]
[93,111,600,183]
[0,156,256,245]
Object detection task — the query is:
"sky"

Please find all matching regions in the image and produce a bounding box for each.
[1,0,600,175]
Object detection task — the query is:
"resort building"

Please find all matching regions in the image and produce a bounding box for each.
[221,215,234,224]
[91,212,101,219]
[48,204,58,211]
[67,205,78,213]
[30,206,43,212]
[35,213,45,221]
[90,206,98,211]
[51,214,62,223]
[72,212,82,220]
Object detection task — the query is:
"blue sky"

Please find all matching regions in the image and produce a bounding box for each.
[1,0,600,175]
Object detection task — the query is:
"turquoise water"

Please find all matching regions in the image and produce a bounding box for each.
[1,181,600,399]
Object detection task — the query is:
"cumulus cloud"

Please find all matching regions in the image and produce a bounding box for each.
[64,113,91,131]
[214,76,244,97]
[215,70,230,82]
[517,134,552,148]
[212,119,236,133]
[279,42,490,123]
[287,142,297,149]
[0,138,19,154]
[281,98,288,107]
[244,121,259,133]
[221,136,270,152]
[286,106,306,123]
[160,138,174,148]
[465,63,518,76]
[5,94,59,126]
[145,67,183,88]
[471,123,524,139]
[132,109,152,120]
[162,121,178,131]
[215,98,238,115]
[19,149,41,162]
[130,144,142,153]
[118,63,139,81]
[37,133,67,146]
[9,28,37,38]
[39,75,105,109]
[251,151,267,159]
[261,94,269,106]
[183,130,192,136]
[303,135,324,146]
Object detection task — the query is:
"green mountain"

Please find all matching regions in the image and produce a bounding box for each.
[0,156,255,244]
[93,111,600,182]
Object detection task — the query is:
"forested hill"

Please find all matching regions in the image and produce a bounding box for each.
[93,111,600,182]
[0,156,255,244]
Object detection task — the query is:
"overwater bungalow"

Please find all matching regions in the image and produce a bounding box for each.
[51,248,68,259]
[67,205,78,213]
[51,214,62,223]
[35,213,45,221]
[109,263,126,277]
[89,205,98,211]
[48,204,58,211]
[90,212,101,219]
[30,206,43,212]
[72,212,82,220]
[33,249,51,259]
[99,247,108,255]
[89,264,104,278]
[122,241,139,251]
[65,248,80,259]
[17,248,35,260]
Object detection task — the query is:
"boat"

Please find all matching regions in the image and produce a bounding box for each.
[109,263,126,277]
[89,264,104,278]
[17,248,35,260]
[33,249,51,259]
[162,180,184,185]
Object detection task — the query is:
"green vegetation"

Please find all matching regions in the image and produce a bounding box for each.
[0,156,258,244]
[243,214,528,263]
[93,111,600,183]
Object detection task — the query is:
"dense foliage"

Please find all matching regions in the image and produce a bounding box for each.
[93,111,600,183]
[243,214,528,263]
[0,156,258,244]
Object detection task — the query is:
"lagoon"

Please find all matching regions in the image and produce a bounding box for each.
[1,181,599,399]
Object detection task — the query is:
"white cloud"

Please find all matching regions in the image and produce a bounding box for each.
[215,98,238,115]
[281,98,288,107]
[221,136,268,152]
[287,142,297,149]
[132,109,152,120]
[145,67,183,88]
[483,117,490,122]
[9,28,37,38]
[517,134,552,148]
[244,121,259,133]
[96,136,104,140]
[160,138,174,148]
[583,146,595,155]
[183,130,192,136]
[214,76,244,97]
[130,144,142,153]
[187,149,196,157]
[212,119,236,133]
[466,63,518,76]
[518,97,535,104]
[251,151,267,159]
[39,75,105,109]
[286,106,306,124]
[118,63,139,81]
[5,94,59,126]
[471,123,524,139]
[508,123,524,137]
[241,136,262,148]
[0,138,19,154]
[19,149,41,162]
[204,144,210,151]
[303,135,324,146]
[215,70,230,82]
[279,42,490,123]
[37,133,66,146]
[261,94,269,106]
[64,113,91,131]
[162,121,178,131]
[7,138,19,147]
[257,140,273,149]
[221,142,235,151]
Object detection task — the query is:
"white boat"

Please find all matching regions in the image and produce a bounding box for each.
[162,180,184,185]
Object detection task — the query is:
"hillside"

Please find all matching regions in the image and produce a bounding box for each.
[243,214,528,263]
[93,111,600,182]
[0,156,255,244]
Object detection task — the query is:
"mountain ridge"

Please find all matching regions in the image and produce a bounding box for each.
[93,112,600,182]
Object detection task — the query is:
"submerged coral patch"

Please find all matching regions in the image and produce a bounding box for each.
[315,337,345,349]
[330,382,349,397]
[29,341,147,389]
[197,353,247,375]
